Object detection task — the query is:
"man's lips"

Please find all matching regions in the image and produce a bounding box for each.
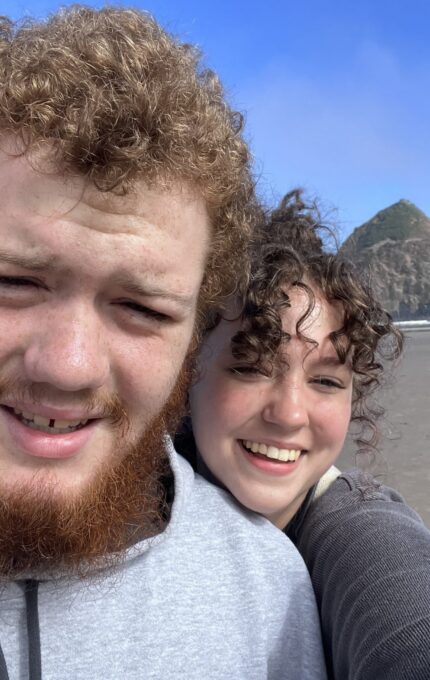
[0,399,101,421]
[0,405,100,459]
[3,406,90,434]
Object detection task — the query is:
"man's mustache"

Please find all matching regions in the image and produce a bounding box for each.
[0,376,130,432]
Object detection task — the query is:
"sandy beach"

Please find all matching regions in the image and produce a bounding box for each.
[339,329,430,527]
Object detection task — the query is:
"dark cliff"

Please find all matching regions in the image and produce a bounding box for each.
[341,200,430,319]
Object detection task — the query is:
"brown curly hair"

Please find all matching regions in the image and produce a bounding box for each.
[0,5,259,328]
[231,189,404,455]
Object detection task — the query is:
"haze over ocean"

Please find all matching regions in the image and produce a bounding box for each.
[4,0,430,240]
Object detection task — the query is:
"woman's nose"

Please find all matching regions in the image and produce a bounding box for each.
[261,380,310,431]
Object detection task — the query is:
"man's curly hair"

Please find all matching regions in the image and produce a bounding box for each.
[231,189,403,455]
[0,5,259,328]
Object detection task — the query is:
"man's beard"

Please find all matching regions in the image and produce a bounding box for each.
[0,364,190,580]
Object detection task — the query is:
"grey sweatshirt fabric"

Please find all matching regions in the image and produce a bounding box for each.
[0,444,327,680]
[288,469,430,680]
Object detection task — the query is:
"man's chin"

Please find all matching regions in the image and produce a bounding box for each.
[0,349,190,580]
[0,415,170,580]
[0,466,98,503]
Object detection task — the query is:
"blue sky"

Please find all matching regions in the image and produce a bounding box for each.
[4,1,430,239]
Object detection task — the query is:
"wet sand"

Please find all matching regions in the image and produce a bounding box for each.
[339,329,430,527]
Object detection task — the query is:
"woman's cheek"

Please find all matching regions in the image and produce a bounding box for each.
[317,399,351,443]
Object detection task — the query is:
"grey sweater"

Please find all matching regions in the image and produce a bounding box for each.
[0,445,326,679]
[288,469,430,680]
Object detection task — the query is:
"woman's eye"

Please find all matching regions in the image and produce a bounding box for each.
[311,376,344,389]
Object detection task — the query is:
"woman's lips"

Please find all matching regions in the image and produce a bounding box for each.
[238,439,305,476]
[0,406,99,460]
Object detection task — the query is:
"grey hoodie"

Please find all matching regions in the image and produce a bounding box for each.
[0,444,326,679]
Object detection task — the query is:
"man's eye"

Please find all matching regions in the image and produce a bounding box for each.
[119,300,170,322]
[0,276,39,287]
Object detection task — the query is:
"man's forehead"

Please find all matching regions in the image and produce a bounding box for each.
[0,147,208,233]
[61,183,208,240]
[0,149,211,300]
[79,178,207,222]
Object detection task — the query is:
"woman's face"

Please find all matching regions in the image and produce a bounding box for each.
[189,288,353,528]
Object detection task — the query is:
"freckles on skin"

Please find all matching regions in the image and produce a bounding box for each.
[0,153,209,294]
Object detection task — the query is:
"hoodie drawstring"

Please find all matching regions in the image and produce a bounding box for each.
[25,580,42,680]
[0,643,10,680]
[0,580,41,680]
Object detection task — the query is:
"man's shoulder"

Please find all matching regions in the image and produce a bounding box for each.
[171,452,306,571]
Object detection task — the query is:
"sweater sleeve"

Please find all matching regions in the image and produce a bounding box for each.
[292,470,430,680]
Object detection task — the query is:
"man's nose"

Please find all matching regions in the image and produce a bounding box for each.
[23,304,110,391]
[261,379,309,430]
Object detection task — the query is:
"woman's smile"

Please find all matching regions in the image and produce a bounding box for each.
[190,286,353,528]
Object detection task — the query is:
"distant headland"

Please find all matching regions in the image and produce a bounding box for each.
[340,200,430,321]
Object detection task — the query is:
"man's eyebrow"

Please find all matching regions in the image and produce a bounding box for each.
[115,276,195,310]
[0,248,58,272]
[0,249,195,309]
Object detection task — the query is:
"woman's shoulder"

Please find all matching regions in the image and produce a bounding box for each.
[295,468,430,680]
[288,467,426,548]
[291,466,430,592]
[301,467,425,536]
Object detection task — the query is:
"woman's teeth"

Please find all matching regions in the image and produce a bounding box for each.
[242,440,301,462]
[13,409,89,434]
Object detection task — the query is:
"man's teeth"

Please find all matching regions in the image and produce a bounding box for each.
[13,409,88,433]
[243,440,301,462]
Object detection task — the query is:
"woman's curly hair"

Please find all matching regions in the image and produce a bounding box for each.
[231,189,404,455]
[0,5,259,327]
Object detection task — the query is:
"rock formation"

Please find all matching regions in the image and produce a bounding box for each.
[341,200,430,319]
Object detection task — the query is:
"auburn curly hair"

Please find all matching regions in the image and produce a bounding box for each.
[0,5,259,327]
[230,189,404,455]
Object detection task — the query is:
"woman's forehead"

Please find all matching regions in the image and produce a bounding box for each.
[204,288,345,357]
[280,287,344,339]
[204,316,242,357]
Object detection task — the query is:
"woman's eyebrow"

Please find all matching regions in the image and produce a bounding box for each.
[316,356,343,367]
[304,353,347,369]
